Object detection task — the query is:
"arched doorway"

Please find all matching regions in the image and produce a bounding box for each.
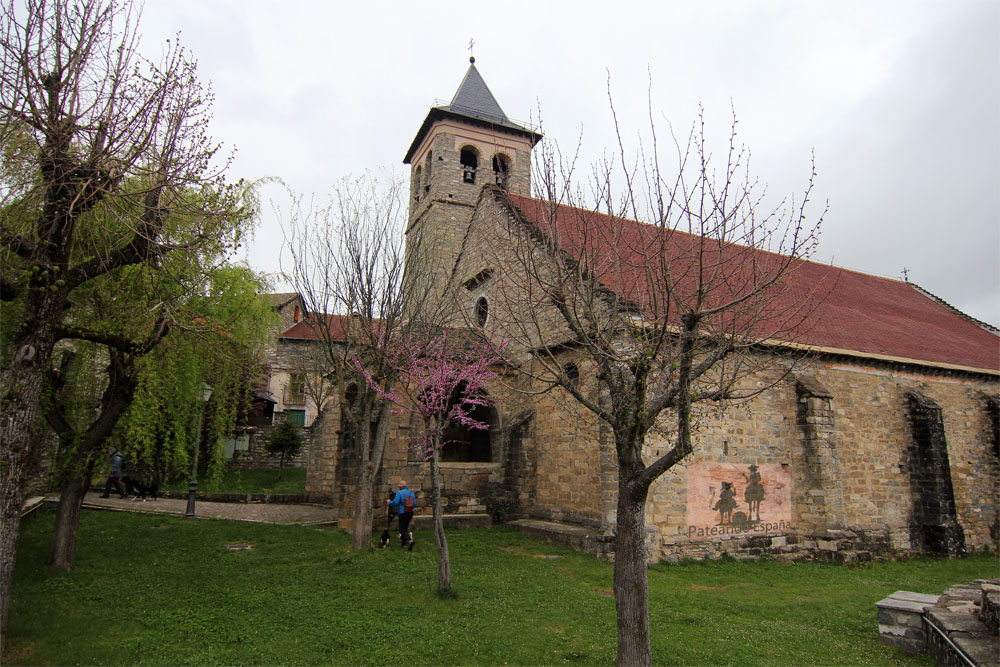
[441,383,495,462]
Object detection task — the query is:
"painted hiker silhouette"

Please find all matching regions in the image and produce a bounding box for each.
[713,481,738,524]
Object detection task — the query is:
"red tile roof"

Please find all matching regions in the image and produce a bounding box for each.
[505,192,999,373]
[280,313,355,341]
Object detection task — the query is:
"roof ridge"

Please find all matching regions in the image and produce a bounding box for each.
[503,192,942,292]
[909,282,999,334]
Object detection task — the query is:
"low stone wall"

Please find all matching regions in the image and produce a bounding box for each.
[158,491,310,504]
[509,519,614,559]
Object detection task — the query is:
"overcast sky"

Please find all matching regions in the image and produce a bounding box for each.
[139,0,999,325]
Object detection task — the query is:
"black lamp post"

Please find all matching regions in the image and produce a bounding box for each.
[184,382,213,518]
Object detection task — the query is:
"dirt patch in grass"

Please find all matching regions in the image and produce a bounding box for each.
[685,583,736,591]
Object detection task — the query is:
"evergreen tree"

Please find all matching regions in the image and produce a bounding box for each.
[265,420,304,481]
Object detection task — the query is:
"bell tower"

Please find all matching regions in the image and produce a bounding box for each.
[403,58,541,305]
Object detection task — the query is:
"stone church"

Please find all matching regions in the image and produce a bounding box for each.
[302,60,999,562]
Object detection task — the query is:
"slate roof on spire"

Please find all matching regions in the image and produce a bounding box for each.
[404,61,542,164]
[445,63,511,125]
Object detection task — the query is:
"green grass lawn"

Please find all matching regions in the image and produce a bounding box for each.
[159,467,307,494]
[7,509,997,665]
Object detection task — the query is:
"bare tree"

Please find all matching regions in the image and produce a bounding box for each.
[0,0,243,650]
[472,102,824,665]
[282,174,443,550]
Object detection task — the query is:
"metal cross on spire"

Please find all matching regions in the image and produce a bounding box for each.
[468,38,476,63]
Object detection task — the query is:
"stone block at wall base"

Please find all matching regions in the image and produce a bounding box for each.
[875,591,940,654]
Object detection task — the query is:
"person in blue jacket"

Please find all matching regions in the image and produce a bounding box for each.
[387,480,416,550]
[100,447,127,498]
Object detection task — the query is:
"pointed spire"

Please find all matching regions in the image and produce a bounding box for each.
[404,58,542,164]
[445,60,510,124]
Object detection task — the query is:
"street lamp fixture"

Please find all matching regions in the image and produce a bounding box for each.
[184,382,213,518]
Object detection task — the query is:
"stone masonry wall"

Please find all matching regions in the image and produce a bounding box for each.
[649,359,997,561]
[508,352,998,562]
[226,423,312,471]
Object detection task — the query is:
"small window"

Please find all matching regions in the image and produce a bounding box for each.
[492,154,510,188]
[286,373,305,404]
[463,269,492,291]
[563,362,580,388]
[460,146,479,184]
[475,297,489,327]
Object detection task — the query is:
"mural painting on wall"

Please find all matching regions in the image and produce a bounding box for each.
[683,462,792,540]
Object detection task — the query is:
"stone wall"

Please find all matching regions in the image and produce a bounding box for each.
[663,358,997,561]
[508,352,998,562]
[226,421,313,471]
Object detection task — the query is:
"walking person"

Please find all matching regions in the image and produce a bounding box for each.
[387,480,416,550]
[100,447,127,498]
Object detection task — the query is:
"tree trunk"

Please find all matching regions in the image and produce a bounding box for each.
[614,464,652,666]
[430,446,451,594]
[351,399,389,550]
[349,397,374,550]
[278,454,284,481]
[1,293,62,657]
[47,470,91,569]
[352,462,375,550]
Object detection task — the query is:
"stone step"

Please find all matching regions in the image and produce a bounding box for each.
[981,586,999,635]
[409,513,492,530]
[925,579,1000,667]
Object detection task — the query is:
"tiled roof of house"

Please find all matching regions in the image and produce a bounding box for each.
[263,292,300,309]
[280,313,354,342]
[504,192,999,373]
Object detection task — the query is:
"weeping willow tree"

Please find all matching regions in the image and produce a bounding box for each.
[122,266,275,486]
[38,207,275,568]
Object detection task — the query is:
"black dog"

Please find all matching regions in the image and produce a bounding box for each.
[122,476,159,501]
[381,511,396,548]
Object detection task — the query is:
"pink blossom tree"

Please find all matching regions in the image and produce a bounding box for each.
[357,329,505,593]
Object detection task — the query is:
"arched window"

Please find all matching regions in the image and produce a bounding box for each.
[460,146,479,184]
[413,166,422,202]
[475,296,489,327]
[563,362,580,388]
[424,151,432,193]
[492,153,510,188]
[441,382,494,462]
